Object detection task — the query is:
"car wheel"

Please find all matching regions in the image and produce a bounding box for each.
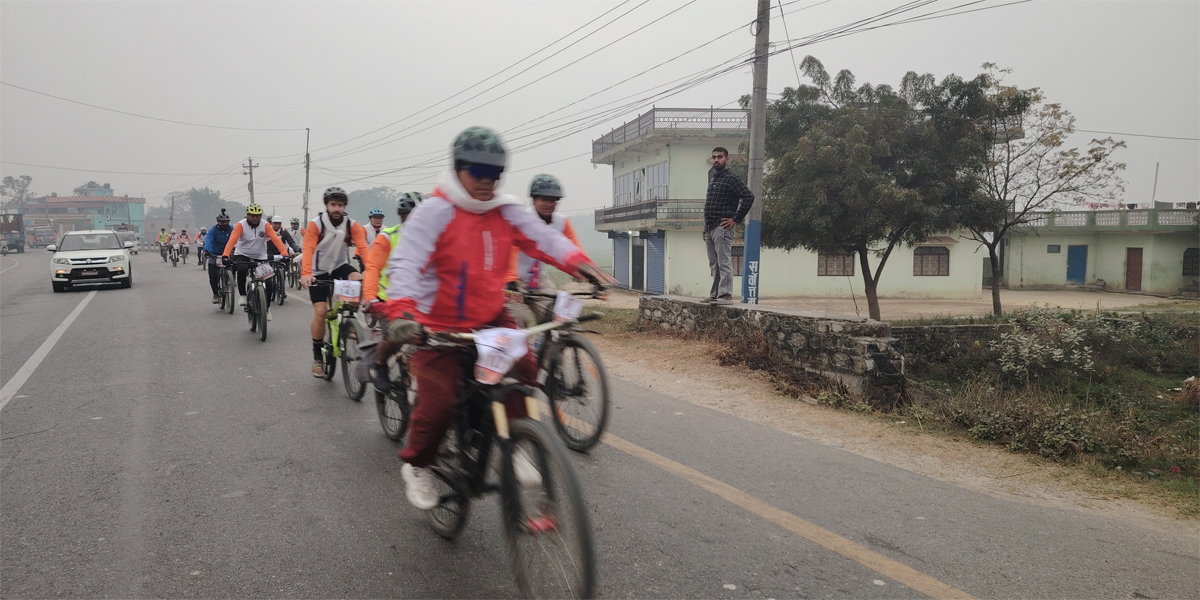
[121,275,132,289]
[52,281,67,293]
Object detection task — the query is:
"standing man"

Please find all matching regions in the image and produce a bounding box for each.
[703,147,754,305]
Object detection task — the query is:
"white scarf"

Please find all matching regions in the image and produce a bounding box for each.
[435,170,521,214]
[315,212,349,274]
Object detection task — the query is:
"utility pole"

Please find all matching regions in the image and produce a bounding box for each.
[169,195,175,231]
[303,128,311,223]
[741,0,770,305]
[243,157,259,204]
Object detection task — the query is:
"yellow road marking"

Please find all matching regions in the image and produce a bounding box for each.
[0,256,19,274]
[548,406,977,599]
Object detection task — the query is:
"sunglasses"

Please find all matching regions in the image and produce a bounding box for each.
[466,163,504,181]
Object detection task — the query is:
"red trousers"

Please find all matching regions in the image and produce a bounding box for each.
[400,310,536,467]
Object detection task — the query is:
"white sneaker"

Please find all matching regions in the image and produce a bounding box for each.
[266,309,272,322]
[492,447,543,489]
[401,463,439,510]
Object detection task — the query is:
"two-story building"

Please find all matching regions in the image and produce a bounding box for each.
[591,107,983,299]
[24,185,146,236]
[1004,204,1199,294]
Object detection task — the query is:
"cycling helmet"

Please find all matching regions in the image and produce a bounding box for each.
[529,173,564,198]
[160,227,166,231]
[246,204,264,215]
[323,186,348,201]
[171,228,177,233]
[451,126,507,168]
[368,207,385,217]
[398,191,422,214]
[199,228,207,234]
[216,210,230,222]
[290,217,300,225]
[271,215,283,223]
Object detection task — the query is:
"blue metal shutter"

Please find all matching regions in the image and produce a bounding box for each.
[646,230,665,295]
[613,234,630,289]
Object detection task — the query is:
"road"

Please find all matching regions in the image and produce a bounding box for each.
[2,252,1197,599]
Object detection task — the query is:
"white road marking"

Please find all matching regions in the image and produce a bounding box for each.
[0,290,97,410]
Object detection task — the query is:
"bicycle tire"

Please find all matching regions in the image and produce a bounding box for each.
[340,318,366,401]
[546,335,611,454]
[223,270,236,315]
[322,322,337,380]
[426,432,472,540]
[375,361,413,441]
[256,286,268,342]
[502,418,596,599]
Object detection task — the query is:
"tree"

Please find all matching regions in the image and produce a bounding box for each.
[961,65,1125,316]
[1,175,36,209]
[762,56,990,320]
[73,181,110,195]
[346,187,401,223]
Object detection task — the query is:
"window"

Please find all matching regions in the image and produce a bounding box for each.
[1185,248,1200,277]
[646,161,669,200]
[1047,245,1061,253]
[817,252,855,276]
[632,168,646,203]
[732,245,744,276]
[613,172,632,205]
[913,246,950,276]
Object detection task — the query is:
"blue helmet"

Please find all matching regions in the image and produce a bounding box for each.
[368,207,385,217]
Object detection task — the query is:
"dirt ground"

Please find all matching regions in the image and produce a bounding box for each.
[584,317,1199,535]
[597,288,1195,320]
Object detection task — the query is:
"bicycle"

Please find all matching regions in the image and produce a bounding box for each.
[271,257,289,305]
[362,314,416,442]
[419,321,596,599]
[288,254,302,289]
[232,259,270,341]
[198,249,208,270]
[521,288,612,454]
[169,242,181,267]
[218,262,237,314]
[312,280,366,401]
[159,242,168,262]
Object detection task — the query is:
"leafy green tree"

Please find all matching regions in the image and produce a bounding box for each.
[1,175,35,209]
[762,56,990,320]
[346,187,401,224]
[72,181,110,195]
[960,65,1126,316]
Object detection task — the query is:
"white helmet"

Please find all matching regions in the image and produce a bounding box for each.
[271,215,283,224]
[170,228,177,233]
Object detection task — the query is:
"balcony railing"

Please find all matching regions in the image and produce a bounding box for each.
[595,199,705,227]
[593,108,749,158]
[1022,209,1197,231]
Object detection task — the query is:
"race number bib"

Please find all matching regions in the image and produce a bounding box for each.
[254,263,275,279]
[473,328,529,385]
[333,279,361,302]
[552,291,584,321]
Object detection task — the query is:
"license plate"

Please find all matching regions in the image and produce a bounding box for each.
[81,270,98,276]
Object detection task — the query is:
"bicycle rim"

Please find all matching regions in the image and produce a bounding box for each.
[248,286,258,331]
[503,419,596,599]
[375,364,412,441]
[548,336,611,453]
[340,319,365,400]
[426,432,471,540]
[257,287,268,341]
[322,324,336,380]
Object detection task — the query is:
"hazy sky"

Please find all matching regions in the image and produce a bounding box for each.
[2,0,1197,221]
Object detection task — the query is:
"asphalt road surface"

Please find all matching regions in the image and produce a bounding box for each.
[2,252,1197,599]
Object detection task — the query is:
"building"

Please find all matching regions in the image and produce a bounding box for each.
[591,107,983,299]
[23,187,146,236]
[1004,207,1199,294]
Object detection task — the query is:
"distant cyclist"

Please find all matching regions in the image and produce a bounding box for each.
[178,228,191,263]
[219,204,290,320]
[270,215,301,254]
[365,207,386,248]
[157,228,169,261]
[203,211,234,303]
[362,192,421,390]
[506,174,586,325]
[299,187,369,377]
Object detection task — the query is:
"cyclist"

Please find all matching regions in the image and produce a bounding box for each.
[506,174,585,325]
[287,217,304,244]
[362,192,421,389]
[299,187,370,377]
[218,204,290,321]
[203,211,234,303]
[377,126,614,509]
[156,228,169,261]
[178,228,191,263]
[268,215,301,254]
[195,228,209,266]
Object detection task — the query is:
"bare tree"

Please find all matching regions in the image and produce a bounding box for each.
[1,175,36,209]
[962,65,1126,316]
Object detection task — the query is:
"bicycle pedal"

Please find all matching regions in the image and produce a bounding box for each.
[525,515,558,535]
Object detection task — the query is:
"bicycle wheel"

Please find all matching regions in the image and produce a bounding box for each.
[222,270,236,315]
[321,322,337,380]
[546,335,611,453]
[375,359,414,441]
[275,271,286,305]
[248,285,259,332]
[502,419,596,599]
[426,432,472,540]
[340,318,366,401]
[256,286,268,342]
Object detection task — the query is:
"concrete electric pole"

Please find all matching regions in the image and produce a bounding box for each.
[243,157,259,204]
[741,0,770,305]
[303,128,311,223]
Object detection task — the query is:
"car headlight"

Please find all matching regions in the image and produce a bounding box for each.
[53,257,70,265]
[108,255,125,263]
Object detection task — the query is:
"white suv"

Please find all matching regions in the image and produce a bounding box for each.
[47,230,134,292]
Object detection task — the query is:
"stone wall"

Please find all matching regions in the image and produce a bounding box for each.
[638,296,906,407]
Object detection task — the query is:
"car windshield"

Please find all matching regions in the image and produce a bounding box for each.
[35,229,54,236]
[116,232,136,242]
[58,233,121,252]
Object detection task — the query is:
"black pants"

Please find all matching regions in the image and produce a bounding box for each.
[207,256,221,295]
[232,255,275,303]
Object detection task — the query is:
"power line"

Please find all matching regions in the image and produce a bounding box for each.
[0,81,306,132]
[1075,129,1200,142]
[0,160,237,176]
[778,0,804,89]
